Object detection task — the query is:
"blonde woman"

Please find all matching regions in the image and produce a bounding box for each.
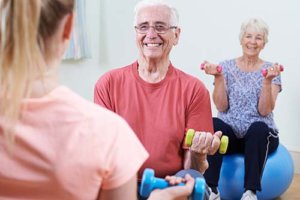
[202,18,282,200]
[0,0,194,199]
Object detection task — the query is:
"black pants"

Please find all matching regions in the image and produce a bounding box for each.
[204,117,279,191]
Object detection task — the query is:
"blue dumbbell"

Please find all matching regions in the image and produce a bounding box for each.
[140,168,205,200]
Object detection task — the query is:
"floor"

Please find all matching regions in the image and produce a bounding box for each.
[276,173,300,200]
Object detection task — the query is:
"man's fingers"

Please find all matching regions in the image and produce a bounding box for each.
[191,132,212,154]
[214,130,222,138]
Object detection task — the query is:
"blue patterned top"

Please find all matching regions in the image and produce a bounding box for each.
[217,59,282,138]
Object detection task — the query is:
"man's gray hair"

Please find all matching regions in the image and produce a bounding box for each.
[133,0,179,26]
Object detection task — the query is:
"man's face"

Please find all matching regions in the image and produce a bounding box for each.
[135,5,180,61]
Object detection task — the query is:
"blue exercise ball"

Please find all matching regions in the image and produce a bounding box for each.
[219,144,294,200]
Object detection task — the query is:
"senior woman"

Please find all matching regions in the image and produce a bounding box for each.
[202,18,282,200]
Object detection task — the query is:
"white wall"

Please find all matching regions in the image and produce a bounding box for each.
[60,0,300,170]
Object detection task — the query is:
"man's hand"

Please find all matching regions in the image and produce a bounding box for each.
[190,131,212,154]
[189,131,212,173]
[188,131,223,173]
[208,131,222,155]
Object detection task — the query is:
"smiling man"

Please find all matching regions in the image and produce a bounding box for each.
[94,1,222,198]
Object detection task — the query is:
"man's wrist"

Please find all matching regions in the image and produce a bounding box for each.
[190,150,208,173]
[190,150,207,161]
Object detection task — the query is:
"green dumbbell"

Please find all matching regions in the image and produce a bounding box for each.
[185,129,229,154]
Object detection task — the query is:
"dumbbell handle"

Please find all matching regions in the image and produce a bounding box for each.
[262,65,284,76]
[185,129,229,154]
[140,169,178,198]
[140,168,205,200]
[150,176,184,188]
[200,63,222,73]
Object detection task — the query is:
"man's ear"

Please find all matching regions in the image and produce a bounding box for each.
[63,12,74,40]
[173,27,181,46]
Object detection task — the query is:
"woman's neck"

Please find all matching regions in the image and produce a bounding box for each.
[237,56,262,71]
[29,61,59,98]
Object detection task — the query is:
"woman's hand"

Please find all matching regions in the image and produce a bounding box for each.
[262,63,284,80]
[201,61,223,76]
[148,174,195,200]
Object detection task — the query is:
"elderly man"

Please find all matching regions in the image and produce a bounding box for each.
[94,0,222,197]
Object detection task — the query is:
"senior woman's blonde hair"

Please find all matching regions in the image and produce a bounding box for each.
[239,18,269,44]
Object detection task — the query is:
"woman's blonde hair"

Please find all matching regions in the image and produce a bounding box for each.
[239,18,269,44]
[0,0,74,147]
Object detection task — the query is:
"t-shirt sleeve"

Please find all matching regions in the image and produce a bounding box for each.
[94,72,114,110]
[101,117,149,189]
[272,74,282,92]
[186,81,214,134]
[264,62,283,92]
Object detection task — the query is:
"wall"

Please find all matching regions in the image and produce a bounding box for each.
[59,0,300,173]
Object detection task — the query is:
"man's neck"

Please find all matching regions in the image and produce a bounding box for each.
[137,59,170,83]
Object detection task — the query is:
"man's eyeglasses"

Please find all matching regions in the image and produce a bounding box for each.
[134,24,177,34]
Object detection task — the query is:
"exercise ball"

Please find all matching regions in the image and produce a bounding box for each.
[218,144,294,200]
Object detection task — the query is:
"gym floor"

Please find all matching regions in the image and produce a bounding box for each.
[277,174,300,199]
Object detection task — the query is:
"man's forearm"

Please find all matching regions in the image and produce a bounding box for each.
[183,150,208,174]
